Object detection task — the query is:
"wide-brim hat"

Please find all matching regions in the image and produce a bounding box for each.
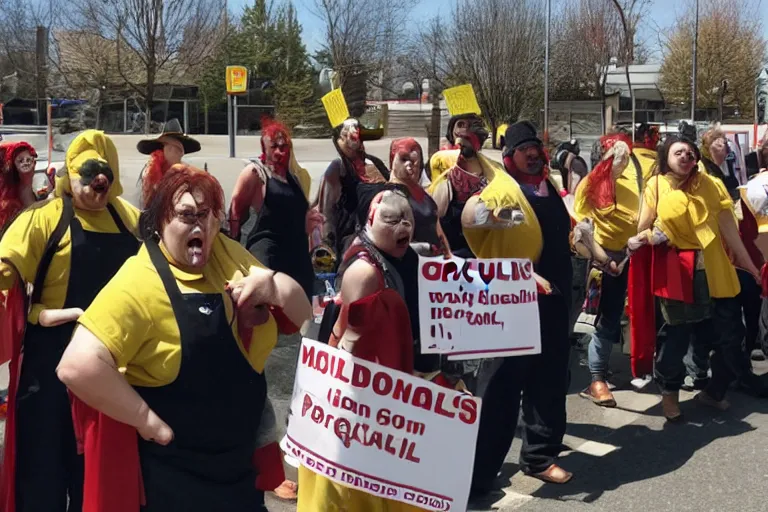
[137,118,201,155]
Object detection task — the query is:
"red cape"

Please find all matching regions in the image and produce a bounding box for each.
[627,246,655,378]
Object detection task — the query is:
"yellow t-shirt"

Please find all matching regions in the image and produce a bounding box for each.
[77,234,279,387]
[0,197,140,323]
[573,156,650,251]
[298,466,425,512]
[428,150,544,261]
[644,172,740,298]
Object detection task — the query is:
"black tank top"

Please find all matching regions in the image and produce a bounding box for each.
[439,181,473,257]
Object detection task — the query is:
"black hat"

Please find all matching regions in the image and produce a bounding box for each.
[502,121,541,157]
[137,118,201,155]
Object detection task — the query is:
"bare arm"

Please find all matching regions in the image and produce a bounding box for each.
[229,164,265,239]
[57,326,173,444]
[333,260,380,352]
[719,210,760,277]
[461,196,524,230]
[431,180,451,219]
[232,267,312,330]
[317,163,342,251]
[636,199,656,232]
[272,271,312,328]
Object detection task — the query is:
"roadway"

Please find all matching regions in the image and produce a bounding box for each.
[1,133,767,511]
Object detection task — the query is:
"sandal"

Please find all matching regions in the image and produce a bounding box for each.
[531,464,573,484]
[273,480,298,501]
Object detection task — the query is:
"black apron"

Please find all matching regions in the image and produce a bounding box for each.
[138,240,267,512]
[439,182,474,258]
[246,172,315,300]
[14,195,139,512]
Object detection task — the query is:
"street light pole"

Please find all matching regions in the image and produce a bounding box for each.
[544,0,550,141]
[691,0,699,121]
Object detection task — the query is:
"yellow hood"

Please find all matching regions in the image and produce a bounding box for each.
[56,130,123,200]
[289,150,312,200]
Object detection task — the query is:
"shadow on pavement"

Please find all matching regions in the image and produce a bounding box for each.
[529,388,768,505]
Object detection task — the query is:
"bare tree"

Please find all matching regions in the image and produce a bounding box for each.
[70,0,225,132]
[313,0,411,116]
[0,0,55,102]
[397,15,456,155]
[659,0,766,118]
[550,0,626,100]
[451,0,546,141]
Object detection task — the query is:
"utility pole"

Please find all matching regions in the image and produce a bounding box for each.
[35,26,49,126]
[543,0,551,141]
[691,0,699,121]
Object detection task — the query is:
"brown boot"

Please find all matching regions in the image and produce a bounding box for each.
[661,392,682,422]
[579,380,617,407]
[696,390,730,411]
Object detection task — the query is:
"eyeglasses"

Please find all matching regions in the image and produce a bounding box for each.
[174,208,211,225]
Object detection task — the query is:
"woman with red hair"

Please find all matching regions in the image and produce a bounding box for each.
[228,117,319,300]
[0,141,37,228]
[573,133,641,408]
[57,164,311,512]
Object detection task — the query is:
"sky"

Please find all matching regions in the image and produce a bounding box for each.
[232,0,768,64]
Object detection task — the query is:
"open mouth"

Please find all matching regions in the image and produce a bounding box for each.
[188,237,204,249]
[396,235,410,248]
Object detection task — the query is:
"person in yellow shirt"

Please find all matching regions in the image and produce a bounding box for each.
[629,135,760,420]
[429,113,529,259]
[469,122,574,493]
[574,133,647,407]
[57,164,312,512]
[0,130,140,512]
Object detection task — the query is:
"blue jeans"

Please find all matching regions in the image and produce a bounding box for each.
[587,266,629,379]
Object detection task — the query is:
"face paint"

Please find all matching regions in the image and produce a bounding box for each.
[71,159,114,211]
[339,119,362,153]
[453,117,487,159]
[265,134,290,172]
[162,138,185,166]
[366,191,413,258]
[668,142,698,177]
[161,189,220,268]
[14,150,35,174]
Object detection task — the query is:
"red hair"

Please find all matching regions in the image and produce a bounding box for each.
[259,116,291,162]
[142,149,170,205]
[584,134,633,209]
[389,138,423,169]
[0,141,37,228]
[140,163,224,240]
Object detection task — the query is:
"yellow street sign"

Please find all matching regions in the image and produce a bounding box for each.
[226,66,249,95]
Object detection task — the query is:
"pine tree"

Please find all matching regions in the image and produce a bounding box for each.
[272,3,315,129]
